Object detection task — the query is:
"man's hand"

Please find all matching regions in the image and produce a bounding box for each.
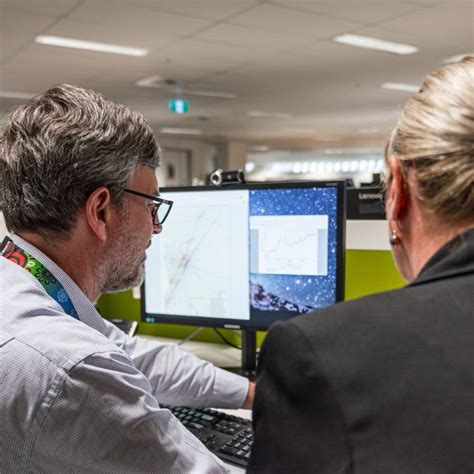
[241,381,256,409]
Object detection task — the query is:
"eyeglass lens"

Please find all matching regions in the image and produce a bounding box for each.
[154,202,171,225]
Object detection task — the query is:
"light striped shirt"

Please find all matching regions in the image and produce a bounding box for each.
[0,234,248,472]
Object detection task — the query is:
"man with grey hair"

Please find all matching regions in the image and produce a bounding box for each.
[0,84,254,472]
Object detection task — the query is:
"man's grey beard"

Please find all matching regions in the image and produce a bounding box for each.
[99,224,148,295]
[100,261,145,294]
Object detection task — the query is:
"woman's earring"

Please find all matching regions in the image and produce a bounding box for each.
[389,229,401,246]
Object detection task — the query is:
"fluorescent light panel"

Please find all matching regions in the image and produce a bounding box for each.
[159,127,202,135]
[248,110,292,119]
[334,34,418,55]
[382,82,419,93]
[0,90,36,99]
[35,35,148,57]
[283,159,385,174]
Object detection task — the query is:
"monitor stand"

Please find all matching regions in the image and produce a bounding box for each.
[226,329,257,380]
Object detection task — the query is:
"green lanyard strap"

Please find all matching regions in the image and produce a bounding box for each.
[1,237,79,319]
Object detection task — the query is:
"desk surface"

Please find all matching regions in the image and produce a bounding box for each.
[141,335,251,473]
[141,334,243,368]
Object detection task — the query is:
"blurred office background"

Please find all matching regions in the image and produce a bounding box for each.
[0,0,471,191]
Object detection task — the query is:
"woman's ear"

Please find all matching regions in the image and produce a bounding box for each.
[84,187,114,242]
[386,155,409,233]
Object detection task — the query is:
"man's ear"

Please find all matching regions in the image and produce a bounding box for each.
[85,187,115,242]
[386,155,409,230]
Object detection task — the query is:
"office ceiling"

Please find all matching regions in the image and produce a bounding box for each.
[0,0,472,148]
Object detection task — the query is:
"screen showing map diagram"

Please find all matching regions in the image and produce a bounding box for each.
[145,190,249,321]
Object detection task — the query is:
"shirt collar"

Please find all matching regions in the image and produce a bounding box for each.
[10,234,107,334]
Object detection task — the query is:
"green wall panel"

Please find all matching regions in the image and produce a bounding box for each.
[344,249,406,301]
[97,290,240,345]
[97,249,406,347]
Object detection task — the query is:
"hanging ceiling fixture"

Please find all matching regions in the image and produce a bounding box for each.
[136,76,237,99]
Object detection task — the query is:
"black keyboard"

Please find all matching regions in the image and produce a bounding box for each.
[163,405,253,468]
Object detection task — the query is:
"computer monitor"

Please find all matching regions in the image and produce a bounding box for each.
[141,180,346,372]
[347,186,385,220]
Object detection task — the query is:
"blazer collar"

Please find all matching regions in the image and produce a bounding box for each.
[410,227,474,287]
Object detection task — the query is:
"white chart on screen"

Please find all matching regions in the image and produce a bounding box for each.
[250,215,328,276]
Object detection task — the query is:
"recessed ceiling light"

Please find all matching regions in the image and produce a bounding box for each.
[248,110,292,119]
[159,127,202,135]
[250,145,270,152]
[381,82,419,93]
[245,162,256,172]
[0,90,36,99]
[35,35,148,57]
[334,34,418,55]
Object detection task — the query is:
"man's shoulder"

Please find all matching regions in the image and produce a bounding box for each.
[1,257,119,371]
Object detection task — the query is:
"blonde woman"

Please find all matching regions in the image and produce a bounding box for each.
[249,57,474,474]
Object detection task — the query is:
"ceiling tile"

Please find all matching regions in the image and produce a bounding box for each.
[405,0,470,4]
[156,39,253,62]
[229,3,362,39]
[66,0,212,37]
[194,23,312,51]
[377,2,473,49]
[353,22,471,52]
[130,0,261,21]
[0,8,57,33]
[0,9,58,63]
[272,1,427,25]
[1,0,80,16]
[157,38,290,68]
[143,50,246,77]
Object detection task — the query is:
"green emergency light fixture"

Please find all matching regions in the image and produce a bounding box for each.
[168,98,189,114]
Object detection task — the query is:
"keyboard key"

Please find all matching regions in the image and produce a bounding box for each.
[188,422,205,430]
[201,414,216,422]
[219,446,238,456]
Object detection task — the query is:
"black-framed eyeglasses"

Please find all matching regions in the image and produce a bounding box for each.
[124,189,173,225]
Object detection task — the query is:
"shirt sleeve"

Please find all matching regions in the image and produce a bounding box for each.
[31,350,229,473]
[103,319,249,409]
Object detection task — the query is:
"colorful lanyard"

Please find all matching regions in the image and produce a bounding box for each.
[1,237,79,319]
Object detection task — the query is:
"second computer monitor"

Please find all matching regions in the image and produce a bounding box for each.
[143,181,345,330]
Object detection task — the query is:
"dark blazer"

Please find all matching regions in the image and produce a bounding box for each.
[248,228,474,474]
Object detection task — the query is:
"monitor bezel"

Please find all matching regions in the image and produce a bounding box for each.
[140,180,346,331]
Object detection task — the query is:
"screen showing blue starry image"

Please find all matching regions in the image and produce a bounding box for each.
[249,186,339,326]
